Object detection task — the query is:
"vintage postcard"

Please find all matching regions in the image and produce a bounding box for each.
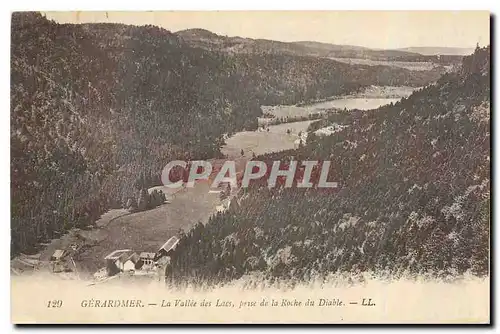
[10,11,490,324]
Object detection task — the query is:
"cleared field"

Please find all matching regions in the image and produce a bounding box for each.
[75,182,220,274]
[222,120,314,158]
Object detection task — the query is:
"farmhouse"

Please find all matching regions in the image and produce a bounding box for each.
[50,249,67,273]
[50,249,65,262]
[156,236,179,259]
[138,252,156,269]
[104,249,132,276]
[123,252,140,272]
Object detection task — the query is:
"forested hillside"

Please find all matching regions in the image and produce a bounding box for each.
[11,12,255,255]
[170,46,490,285]
[11,12,446,256]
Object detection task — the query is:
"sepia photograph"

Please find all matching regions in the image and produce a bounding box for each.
[9,10,491,324]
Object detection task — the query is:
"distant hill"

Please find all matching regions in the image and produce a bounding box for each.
[397,47,475,56]
[176,28,319,57]
[292,40,426,61]
[292,40,370,52]
[176,28,463,64]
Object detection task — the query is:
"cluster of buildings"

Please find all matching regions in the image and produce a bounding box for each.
[97,236,180,279]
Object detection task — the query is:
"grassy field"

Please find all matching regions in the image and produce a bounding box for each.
[75,182,220,274]
[222,121,314,157]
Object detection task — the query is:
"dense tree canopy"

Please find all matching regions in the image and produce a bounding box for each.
[169,46,490,285]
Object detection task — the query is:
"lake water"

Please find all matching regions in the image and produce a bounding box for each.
[229,96,404,157]
[261,97,400,122]
[310,98,400,111]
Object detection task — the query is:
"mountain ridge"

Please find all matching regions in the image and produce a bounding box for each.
[176,28,466,64]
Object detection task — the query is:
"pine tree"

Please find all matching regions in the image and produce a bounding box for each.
[137,188,149,212]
